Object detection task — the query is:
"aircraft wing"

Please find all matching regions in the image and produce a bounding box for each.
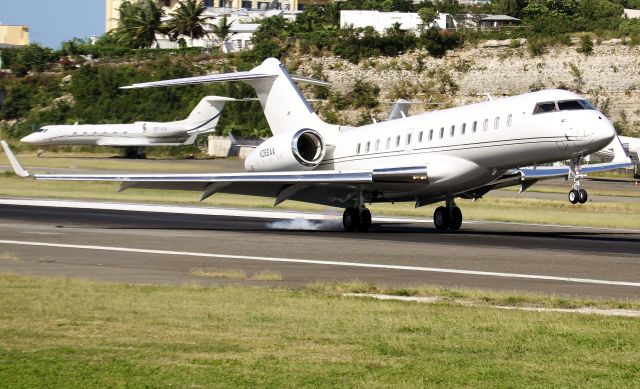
[1,140,426,206]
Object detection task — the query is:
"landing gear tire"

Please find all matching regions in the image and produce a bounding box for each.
[568,189,580,204]
[433,206,450,232]
[358,208,372,232]
[578,188,588,204]
[342,207,360,232]
[449,207,463,231]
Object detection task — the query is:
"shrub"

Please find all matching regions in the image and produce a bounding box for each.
[577,34,593,55]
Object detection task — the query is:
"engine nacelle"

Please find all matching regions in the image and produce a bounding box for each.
[244,129,325,172]
[142,122,186,138]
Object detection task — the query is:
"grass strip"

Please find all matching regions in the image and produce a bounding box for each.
[0,274,638,387]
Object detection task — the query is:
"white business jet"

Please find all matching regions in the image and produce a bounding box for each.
[20,96,233,149]
[1,58,631,232]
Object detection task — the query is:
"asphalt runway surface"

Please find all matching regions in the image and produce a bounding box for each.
[1,201,639,300]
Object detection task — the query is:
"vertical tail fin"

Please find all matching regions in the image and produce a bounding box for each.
[244,58,326,135]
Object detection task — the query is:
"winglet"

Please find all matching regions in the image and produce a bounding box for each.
[1,140,31,177]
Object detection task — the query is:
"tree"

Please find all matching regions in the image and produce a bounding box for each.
[165,0,209,47]
[493,0,520,16]
[112,0,165,49]
[211,16,236,53]
[418,7,438,29]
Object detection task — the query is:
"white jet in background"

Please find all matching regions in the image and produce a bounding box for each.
[1,58,631,232]
[20,96,234,152]
[592,135,640,178]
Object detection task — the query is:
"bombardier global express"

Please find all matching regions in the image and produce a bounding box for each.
[1,58,631,232]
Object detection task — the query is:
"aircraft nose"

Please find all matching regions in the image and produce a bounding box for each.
[20,133,38,143]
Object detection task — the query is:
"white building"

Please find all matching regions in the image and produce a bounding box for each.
[340,10,455,33]
[156,9,297,52]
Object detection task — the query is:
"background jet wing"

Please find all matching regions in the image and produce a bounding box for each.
[519,161,633,180]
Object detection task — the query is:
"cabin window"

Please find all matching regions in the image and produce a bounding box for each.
[533,101,557,114]
[439,127,444,139]
[72,132,77,136]
[507,114,512,127]
[494,117,500,129]
[365,141,370,153]
[356,143,361,154]
[483,119,488,131]
[429,129,434,141]
[461,123,466,135]
[407,133,412,145]
[375,139,380,151]
[450,125,455,137]
[418,131,423,142]
[472,121,477,133]
[395,135,401,147]
[386,137,391,149]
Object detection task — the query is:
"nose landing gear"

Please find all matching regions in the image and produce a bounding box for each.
[433,197,463,232]
[568,157,588,204]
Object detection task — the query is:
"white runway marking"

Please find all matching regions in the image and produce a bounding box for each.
[1,239,639,288]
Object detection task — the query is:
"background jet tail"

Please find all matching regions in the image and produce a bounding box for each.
[183,96,236,137]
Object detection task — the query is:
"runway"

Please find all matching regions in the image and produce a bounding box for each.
[0,199,639,299]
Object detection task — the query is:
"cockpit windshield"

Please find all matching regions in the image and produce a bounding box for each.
[35,128,48,133]
[533,102,557,114]
[533,99,597,114]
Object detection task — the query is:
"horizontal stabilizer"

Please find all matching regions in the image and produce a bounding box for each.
[121,72,330,90]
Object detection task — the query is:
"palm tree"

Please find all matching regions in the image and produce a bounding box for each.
[113,0,165,49]
[165,0,209,47]
[211,16,235,53]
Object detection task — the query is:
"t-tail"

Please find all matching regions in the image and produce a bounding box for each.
[122,58,332,136]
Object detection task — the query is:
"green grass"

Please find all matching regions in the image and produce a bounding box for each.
[0,274,638,387]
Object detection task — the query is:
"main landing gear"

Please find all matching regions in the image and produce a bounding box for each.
[433,197,463,232]
[568,157,588,204]
[342,207,372,232]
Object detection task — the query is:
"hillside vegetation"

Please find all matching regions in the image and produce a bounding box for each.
[1,0,640,149]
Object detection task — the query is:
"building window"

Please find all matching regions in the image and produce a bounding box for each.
[472,121,477,133]
[461,123,466,135]
[242,0,252,8]
[418,131,423,143]
[356,143,361,154]
[429,129,433,141]
[204,0,214,6]
[450,125,455,137]
[365,141,370,153]
[507,114,512,127]
[395,135,401,147]
[494,117,500,129]
[439,127,444,139]
[375,139,380,151]
[483,119,488,131]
